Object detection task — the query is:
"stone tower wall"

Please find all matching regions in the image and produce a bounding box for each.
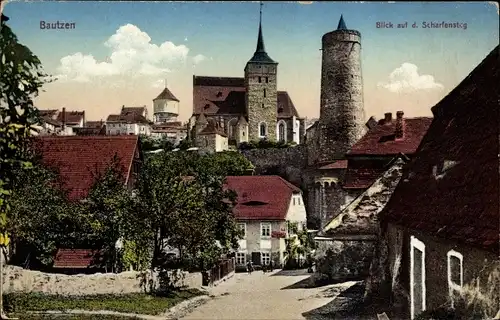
[317,29,366,164]
[245,63,278,141]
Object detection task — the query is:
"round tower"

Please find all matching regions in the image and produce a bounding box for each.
[317,15,366,164]
[153,80,180,123]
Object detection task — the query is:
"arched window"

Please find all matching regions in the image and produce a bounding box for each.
[278,122,285,142]
[259,122,267,138]
[228,118,238,140]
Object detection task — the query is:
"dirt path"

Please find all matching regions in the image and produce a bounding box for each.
[180,269,360,320]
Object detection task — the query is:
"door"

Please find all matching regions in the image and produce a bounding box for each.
[410,236,426,319]
[252,252,261,265]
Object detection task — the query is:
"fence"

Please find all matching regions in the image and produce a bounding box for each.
[203,258,235,286]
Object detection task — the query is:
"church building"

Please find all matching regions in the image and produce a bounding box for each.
[189,4,305,150]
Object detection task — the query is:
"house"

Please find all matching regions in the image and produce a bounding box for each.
[121,105,149,119]
[194,116,229,153]
[73,120,106,136]
[224,176,307,268]
[37,108,77,136]
[314,155,408,282]
[52,249,105,274]
[32,135,141,201]
[56,109,85,128]
[310,111,432,230]
[371,46,499,319]
[150,121,188,146]
[106,109,152,136]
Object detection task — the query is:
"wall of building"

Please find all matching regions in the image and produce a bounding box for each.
[215,134,228,152]
[287,194,307,224]
[237,220,287,266]
[2,265,203,296]
[381,223,500,318]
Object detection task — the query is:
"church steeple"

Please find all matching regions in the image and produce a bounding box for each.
[247,1,276,64]
[337,14,347,30]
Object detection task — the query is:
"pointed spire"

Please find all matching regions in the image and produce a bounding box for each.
[247,1,276,64]
[256,1,265,53]
[164,78,168,88]
[337,14,347,30]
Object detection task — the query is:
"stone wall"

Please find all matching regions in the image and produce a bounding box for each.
[314,240,375,282]
[1,265,203,296]
[240,146,308,185]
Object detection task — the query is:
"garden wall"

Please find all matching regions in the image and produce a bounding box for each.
[1,265,203,296]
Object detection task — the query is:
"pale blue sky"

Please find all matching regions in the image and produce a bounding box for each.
[4,1,499,121]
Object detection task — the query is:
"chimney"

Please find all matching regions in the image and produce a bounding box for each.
[384,112,392,124]
[62,107,67,131]
[395,111,404,139]
[365,116,378,130]
[122,105,125,110]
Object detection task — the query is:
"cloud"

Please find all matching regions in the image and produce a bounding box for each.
[192,54,206,65]
[152,79,166,88]
[56,24,205,82]
[378,63,444,93]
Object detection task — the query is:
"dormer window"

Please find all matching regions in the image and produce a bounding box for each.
[216,91,223,98]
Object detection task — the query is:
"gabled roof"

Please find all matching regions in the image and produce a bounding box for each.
[42,116,62,127]
[38,109,59,119]
[198,121,227,137]
[321,156,408,238]
[53,249,103,268]
[380,46,499,254]
[319,160,348,170]
[224,175,301,220]
[348,117,432,156]
[154,87,180,102]
[121,106,147,116]
[56,110,85,125]
[32,136,139,201]
[192,76,300,118]
[107,112,150,124]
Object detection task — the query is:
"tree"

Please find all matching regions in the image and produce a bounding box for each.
[0,11,53,248]
[284,222,316,269]
[7,160,77,268]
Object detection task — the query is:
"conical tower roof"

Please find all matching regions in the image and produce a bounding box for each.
[153,86,179,102]
[337,14,347,30]
[247,2,276,64]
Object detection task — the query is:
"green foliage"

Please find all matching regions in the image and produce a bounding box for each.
[284,222,315,269]
[136,151,243,274]
[7,160,80,266]
[0,19,53,236]
[177,138,192,150]
[122,239,152,272]
[139,135,174,153]
[238,139,296,150]
[11,314,141,319]
[3,290,204,315]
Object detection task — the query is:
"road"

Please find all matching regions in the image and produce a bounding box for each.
[180,269,362,320]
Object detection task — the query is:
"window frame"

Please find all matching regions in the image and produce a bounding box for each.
[237,223,247,239]
[447,249,464,308]
[261,251,271,265]
[236,252,246,265]
[260,223,271,238]
[410,235,426,320]
[259,122,267,138]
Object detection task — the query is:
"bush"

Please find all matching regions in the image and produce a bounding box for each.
[238,139,296,150]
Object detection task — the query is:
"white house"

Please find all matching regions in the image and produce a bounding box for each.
[106,112,151,136]
[224,175,307,268]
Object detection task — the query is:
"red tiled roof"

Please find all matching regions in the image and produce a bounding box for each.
[154,87,180,102]
[193,76,300,118]
[343,168,387,189]
[348,117,432,156]
[152,122,184,129]
[32,136,139,201]
[381,45,499,254]
[85,121,105,129]
[56,110,85,125]
[319,160,348,170]
[224,175,301,220]
[53,249,103,268]
[38,109,59,119]
[107,112,149,124]
[198,121,227,137]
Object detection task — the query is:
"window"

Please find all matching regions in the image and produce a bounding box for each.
[236,252,246,265]
[261,252,271,265]
[261,223,271,238]
[238,223,246,238]
[265,77,269,83]
[259,122,267,138]
[278,122,285,142]
[263,88,267,97]
[262,103,265,108]
[293,198,296,206]
[447,250,463,307]
[258,76,262,83]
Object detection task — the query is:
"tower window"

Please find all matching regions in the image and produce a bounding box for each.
[259,123,267,137]
[266,77,269,83]
[262,103,264,108]
[216,91,223,97]
[263,88,267,97]
[258,76,262,83]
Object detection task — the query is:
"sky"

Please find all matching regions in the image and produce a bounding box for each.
[3,1,499,122]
